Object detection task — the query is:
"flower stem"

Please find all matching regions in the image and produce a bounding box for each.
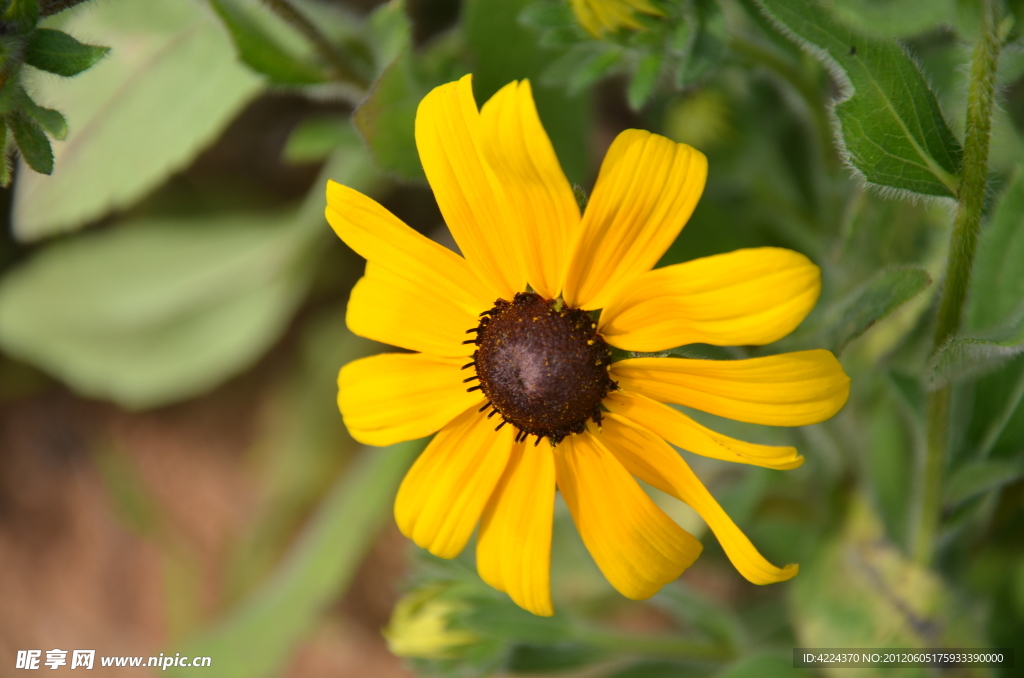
[260,0,368,89]
[915,0,1001,566]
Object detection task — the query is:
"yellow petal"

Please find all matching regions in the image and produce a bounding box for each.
[610,350,850,426]
[555,431,702,600]
[348,262,478,358]
[563,130,707,310]
[598,414,798,584]
[479,80,581,299]
[338,353,483,447]
[326,181,492,313]
[600,248,821,352]
[395,407,515,558]
[477,438,556,616]
[604,390,803,470]
[416,75,525,300]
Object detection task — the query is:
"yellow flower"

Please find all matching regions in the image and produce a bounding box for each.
[570,0,664,37]
[326,74,850,617]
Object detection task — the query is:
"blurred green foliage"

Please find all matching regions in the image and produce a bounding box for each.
[0,0,1022,676]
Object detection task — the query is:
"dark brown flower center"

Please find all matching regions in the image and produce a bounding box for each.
[463,292,616,445]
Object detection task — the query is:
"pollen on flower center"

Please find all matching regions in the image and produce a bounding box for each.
[463,292,616,445]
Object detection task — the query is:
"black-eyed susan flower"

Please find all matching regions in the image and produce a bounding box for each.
[570,0,663,37]
[326,74,850,617]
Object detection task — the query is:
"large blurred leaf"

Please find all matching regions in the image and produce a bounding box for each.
[0,212,311,408]
[12,0,263,240]
[464,0,590,185]
[0,139,377,408]
[927,308,1024,389]
[968,167,1024,331]
[757,0,962,198]
[790,498,989,678]
[168,440,424,678]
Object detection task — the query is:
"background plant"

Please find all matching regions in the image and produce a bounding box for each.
[0,0,1021,676]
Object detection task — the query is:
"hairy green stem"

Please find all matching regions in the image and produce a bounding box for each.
[260,0,367,88]
[915,0,1001,566]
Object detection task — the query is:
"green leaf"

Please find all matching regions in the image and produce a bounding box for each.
[822,266,932,354]
[927,308,1024,389]
[283,116,355,165]
[11,0,262,240]
[945,459,1024,507]
[8,108,52,173]
[24,27,109,76]
[353,50,427,181]
[4,0,39,32]
[968,167,1024,330]
[465,0,591,185]
[627,52,661,110]
[167,440,424,678]
[0,213,311,408]
[209,0,326,85]
[15,85,67,139]
[756,0,963,198]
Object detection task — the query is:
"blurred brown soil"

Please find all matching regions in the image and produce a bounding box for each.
[0,377,412,678]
